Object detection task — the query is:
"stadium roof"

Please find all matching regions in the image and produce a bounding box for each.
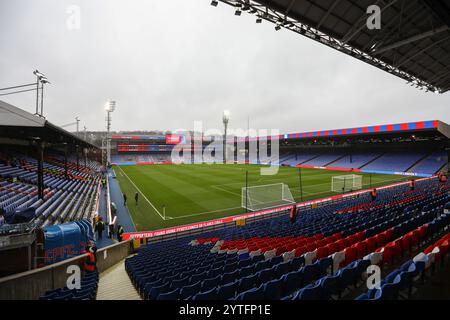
[277,119,450,140]
[235,119,450,141]
[0,100,98,149]
[217,0,450,93]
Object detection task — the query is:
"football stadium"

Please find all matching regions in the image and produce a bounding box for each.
[1,0,450,309]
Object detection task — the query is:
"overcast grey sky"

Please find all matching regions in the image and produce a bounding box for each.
[0,0,449,134]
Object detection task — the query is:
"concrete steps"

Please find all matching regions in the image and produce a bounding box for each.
[96,260,141,300]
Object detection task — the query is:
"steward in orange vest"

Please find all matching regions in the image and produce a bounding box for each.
[370,188,377,202]
[289,205,298,224]
[83,246,97,273]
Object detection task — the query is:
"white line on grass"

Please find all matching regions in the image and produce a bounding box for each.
[169,206,243,220]
[211,184,242,197]
[116,166,166,221]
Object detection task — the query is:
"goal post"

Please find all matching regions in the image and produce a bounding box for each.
[241,183,295,211]
[331,174,363,193]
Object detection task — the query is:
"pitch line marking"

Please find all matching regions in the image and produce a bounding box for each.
[169,206,243,220]
[117,166,166,221]
[211,184,242,197]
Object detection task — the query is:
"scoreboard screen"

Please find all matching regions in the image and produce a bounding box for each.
[166,134,185,144]
[117,144,174,152]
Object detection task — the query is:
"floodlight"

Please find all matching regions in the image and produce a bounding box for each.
[223,110,230,122]
[33,70,45,78]
[40,77,50,84]
[275,25,281,31]
[105,100,116,112]
[235,9,241,16]
[256,17,262,23]
[211,0,218,6]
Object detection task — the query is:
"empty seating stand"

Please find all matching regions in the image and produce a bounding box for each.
[39,271,99,300]
[0,151,102,229]
[125,178,450,300]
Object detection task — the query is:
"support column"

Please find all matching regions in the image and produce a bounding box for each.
[36,140,44,200]
[64,144,69,179]
[84,147,87,168]
[447,139,450,174]
[76,145,80,171]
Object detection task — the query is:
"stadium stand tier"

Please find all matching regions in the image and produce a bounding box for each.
[0,150,101,229]
[124,178,450,300]
[361,151,427,173]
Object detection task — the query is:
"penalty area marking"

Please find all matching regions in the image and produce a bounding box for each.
[116,166,166,221]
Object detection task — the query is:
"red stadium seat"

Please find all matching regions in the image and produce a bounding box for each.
[286,243,297,252]
[365,237,377,253]
[411,230,420,248]
[315,239,326,248]
[346,234,359,246]
[336,239,348,251]
[382,240,402,265]
[313,234,324,241]
[355,231,366,242]
[355,242,367,259]
[295,246,307,257]
[316,246,329,260]
[401,233,412,253]
[326,242,340,255]
[276,246,288,256]
[382,228,394,242]
[440,240,449,259]
[331,232,342,242]
[306,242,316,252]
[344,246,357,266]
[375,233,386,247]
[417,225,428,242]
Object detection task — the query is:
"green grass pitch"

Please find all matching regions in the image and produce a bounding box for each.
[113,164,411,231]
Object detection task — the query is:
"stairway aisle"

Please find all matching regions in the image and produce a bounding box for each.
[96,260,142,300]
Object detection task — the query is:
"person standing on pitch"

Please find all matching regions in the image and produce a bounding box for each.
[123,193,127,206]
[135,192,139,206]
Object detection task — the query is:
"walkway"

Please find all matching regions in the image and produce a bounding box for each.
[95,185,114,248]
[96,260,142,300]
[108,169,136,233]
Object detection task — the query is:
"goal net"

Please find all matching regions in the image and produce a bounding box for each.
[241,183,295,211]
[331,174,363,193]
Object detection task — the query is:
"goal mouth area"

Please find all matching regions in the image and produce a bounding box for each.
[241,182,296,211]
[331,174,363,193]
[244,199,296,212]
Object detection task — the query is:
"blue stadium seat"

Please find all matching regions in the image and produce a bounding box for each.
[237,284,265,300]
[157,288,180,300]
[294,282,322,300]
[217,281,238,300]
[180,281,202,300]
[264,278,283,299]
[193,288,217,300]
